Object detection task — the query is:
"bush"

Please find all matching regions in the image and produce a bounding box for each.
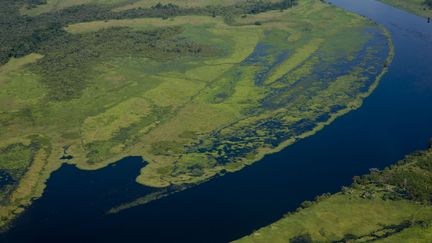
[290,233,312,243]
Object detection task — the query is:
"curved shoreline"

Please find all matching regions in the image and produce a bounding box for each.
[0,1,395,233]
[106,24,395,214]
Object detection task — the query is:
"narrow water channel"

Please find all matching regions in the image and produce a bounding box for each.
[2,0,432,242]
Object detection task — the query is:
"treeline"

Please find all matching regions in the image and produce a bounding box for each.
[121,0,298,20]
[25,0,47,9]
[285,146,432,243]
[353,148,432,204]
[0,0,297,66]
[426,0,432,8]
[0,0,70,65]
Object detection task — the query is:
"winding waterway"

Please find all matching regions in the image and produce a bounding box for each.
[2,0,432,242]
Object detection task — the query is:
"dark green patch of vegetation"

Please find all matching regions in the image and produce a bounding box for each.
[290,233,313,243]
[380,0,432,18]
[0,0,299,103]
[151,141,184,156]
[0,143,39,180]
[334,220,427,242]
[32,26,215,100]
[0,0,297,66]
[354,149,432,203]
[25,0,47,9]
[0,141,39,203]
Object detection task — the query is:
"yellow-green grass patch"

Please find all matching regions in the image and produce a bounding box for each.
[82,97,152,144]
[236,195,432,242]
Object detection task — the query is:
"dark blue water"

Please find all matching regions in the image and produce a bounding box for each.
[0,170,14,190]
[2,0,432,242]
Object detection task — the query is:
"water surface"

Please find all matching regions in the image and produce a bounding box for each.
[2,0,432,242]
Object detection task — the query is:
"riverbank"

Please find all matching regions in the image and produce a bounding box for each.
[0,0,393,232]
[236,146,432,242]
[236,0,432,241]
[2,0,432,241]
[380,0,432,18]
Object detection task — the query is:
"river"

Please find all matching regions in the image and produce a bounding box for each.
[2,0,432,242]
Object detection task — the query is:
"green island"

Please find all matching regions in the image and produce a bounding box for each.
[236,146,432,243]
[380,0,432,18]
[0,0,393,231]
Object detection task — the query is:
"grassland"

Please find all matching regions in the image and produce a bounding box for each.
[0,0,393,231]
[380,0,432,18]
[236,147,432,243]
[113,0,281,12]
[21,0,278,15]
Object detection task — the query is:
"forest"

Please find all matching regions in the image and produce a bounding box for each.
[0,0,297,65]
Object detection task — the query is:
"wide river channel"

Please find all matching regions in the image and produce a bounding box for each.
[2,0,432,242]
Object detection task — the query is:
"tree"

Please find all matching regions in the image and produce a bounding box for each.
[290,234,313,243]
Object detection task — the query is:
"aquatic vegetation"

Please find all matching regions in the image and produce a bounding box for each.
[0,0,393,231]
[236,147,432,242]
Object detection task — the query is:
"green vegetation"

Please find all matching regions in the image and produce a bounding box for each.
[34,26,216,100]
[236,147,432,243]
[380,0,432,18]
[22,0,286,15]
[0,0,393,231]
[0,142,38,203]
[1,0,297,66]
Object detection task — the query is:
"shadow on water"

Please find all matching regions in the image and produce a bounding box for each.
[2,0,432,242]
